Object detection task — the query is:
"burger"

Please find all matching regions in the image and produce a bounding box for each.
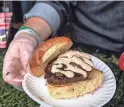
[30,36,103,99]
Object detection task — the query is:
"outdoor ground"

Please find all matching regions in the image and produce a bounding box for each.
[0,49,124,107]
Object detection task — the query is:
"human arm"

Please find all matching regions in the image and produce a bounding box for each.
[2,1,71,88]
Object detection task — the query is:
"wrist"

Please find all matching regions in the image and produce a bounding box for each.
[14,32,38,47]
[24,17,51,41]
[14,26,41,45]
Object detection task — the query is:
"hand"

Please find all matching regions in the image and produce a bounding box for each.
[2,33,38,88]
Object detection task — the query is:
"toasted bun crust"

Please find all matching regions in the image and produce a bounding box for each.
[30,36,73,76]
[47,69,103,99]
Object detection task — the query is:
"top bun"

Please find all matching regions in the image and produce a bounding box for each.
[30,36,73,77]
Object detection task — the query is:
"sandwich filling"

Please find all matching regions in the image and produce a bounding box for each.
[45,50,94,85]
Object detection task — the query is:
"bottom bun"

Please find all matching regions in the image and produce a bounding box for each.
[47,69,103,99]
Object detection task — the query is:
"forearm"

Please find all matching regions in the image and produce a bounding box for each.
[23,1,71,40]
[16,1,71,42]
[23,17,52,41]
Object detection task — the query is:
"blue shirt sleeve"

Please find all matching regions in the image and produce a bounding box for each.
[24,1,71,34]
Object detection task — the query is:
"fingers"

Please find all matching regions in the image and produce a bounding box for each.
[19,39,36,72]
[3,45,19,78]
[3,53,25,87]
[3,74,22,87]
[2,43,26,87]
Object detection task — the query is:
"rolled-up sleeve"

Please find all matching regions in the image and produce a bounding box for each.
[24,1,71,34]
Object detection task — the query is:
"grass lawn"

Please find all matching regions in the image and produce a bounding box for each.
[0,49,124,107]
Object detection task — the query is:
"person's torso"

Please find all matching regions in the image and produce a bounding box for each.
[70,1,124,52]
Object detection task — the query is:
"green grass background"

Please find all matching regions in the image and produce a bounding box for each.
[0,49,124,107]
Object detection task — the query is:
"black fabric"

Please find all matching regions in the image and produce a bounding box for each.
[11,1,35,23]
[41,1,124,53]
[11,1,23,23]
